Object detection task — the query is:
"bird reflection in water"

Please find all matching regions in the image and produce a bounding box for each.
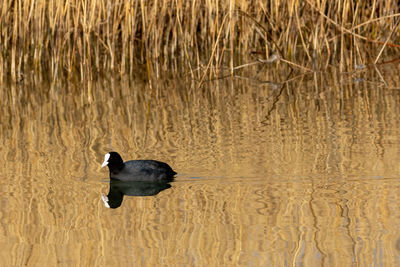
[102,180,172,209]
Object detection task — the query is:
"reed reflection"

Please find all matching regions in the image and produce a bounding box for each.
[102,180,172,209]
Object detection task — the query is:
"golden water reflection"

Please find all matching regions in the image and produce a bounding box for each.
[1,66,400,266]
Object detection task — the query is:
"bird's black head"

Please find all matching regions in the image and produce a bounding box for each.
[101,152,124,172]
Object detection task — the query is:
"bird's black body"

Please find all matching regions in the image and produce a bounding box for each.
[102,152,176,182]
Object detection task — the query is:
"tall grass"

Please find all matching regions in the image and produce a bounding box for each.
[0,0,399,81]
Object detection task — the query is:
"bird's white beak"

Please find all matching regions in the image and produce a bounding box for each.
[101,153,110,168]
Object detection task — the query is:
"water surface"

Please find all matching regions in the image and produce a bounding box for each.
[1,66,400,266]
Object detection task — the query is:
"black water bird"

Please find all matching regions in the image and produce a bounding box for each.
[101,151,176,182]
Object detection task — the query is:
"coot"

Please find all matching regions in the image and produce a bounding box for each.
[101,152,176,182]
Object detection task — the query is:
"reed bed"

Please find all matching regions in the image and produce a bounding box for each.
[0,0,399,81]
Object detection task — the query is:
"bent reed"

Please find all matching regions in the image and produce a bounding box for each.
[1,0,399,80]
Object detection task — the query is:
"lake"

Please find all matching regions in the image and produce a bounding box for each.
[1,64,400,266]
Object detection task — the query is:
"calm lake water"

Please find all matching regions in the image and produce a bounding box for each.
[1,64,400,266]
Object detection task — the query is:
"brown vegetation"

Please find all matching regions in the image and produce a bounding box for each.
[1,0,399,80]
